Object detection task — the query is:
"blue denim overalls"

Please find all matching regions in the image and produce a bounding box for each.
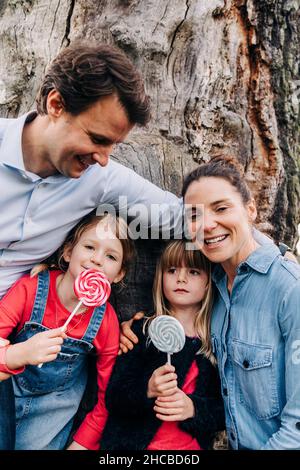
[12,271,106,450]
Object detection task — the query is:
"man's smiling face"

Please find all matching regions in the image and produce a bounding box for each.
[44,92,133,178]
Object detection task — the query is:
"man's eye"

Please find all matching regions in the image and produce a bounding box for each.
[91,136,109,146]
[216,207,227,212]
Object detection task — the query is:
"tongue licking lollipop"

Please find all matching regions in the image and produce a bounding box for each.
[62,268,111,331]
[148,316,185,364]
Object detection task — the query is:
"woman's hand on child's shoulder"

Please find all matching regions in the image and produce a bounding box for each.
[5,328,67,369]
[154,389,195,422]
[147,363,178,399]
[119,311,145,355]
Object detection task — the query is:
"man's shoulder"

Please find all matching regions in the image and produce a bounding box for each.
[0,117,13,139]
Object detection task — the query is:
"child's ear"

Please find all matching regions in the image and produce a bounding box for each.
[62,244,72,263]
[113,269,126,284]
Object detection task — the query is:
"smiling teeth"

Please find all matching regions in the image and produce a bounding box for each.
[205,235,227,245]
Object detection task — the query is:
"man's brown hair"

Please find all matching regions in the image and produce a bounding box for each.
[36,42,150,126]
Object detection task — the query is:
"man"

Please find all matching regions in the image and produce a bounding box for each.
[0,42,182,449]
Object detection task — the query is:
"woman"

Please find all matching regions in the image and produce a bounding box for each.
[121,156,300,450]
[181,156,300,449]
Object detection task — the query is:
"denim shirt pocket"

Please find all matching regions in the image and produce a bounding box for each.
[231,339,280,420]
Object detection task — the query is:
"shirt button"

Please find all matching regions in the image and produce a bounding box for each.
[296,422,300,431]
[223,388,228,396]
[243,360,250,368]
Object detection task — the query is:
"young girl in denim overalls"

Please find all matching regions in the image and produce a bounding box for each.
[0,212,135,450]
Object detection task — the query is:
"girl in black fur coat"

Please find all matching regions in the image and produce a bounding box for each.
[100,240,225,450]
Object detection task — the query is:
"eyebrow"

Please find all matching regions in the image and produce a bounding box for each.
[84,239,121,255]
[210,199,231,206]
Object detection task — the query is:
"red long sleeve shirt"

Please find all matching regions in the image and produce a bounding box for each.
[0,270,119,449]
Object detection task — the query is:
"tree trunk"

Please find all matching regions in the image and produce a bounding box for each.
[1,1,298,445]
[0,0,299,316]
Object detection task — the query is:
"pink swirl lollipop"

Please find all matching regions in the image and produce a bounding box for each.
[74,269,111,307]
[62,269,111,331]
[38,269,111,367]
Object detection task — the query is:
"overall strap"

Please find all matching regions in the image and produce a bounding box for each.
[29,270,50,324]
[81,303,106,343]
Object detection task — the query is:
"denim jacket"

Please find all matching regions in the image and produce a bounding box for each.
[211,243,300,450]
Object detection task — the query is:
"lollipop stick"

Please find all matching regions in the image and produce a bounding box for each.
[37,299,83,368]
[61,299,84,332]
[167,353,171,365]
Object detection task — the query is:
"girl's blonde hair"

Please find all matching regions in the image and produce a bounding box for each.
[147,240,215,363]
[31,211,135,278]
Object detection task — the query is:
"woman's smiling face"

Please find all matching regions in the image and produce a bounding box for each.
[184,176,257,268]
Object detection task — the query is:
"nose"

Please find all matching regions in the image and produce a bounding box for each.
[177,268,187,283]
[203,210,218,233]
[92,145,114,167]
[90,251,103,267]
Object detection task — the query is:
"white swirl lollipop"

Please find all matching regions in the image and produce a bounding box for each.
[148,316,185,364]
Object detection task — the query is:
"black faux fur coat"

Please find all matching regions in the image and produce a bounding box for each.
[100,319,225,450]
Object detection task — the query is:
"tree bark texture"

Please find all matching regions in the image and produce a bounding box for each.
[0,0,299,317]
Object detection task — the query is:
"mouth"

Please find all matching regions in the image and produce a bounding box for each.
[204,234,229,246]
[76,155,96,171]
[174,289,189,293]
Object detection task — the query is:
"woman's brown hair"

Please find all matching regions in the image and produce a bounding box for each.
[182,155,252,204]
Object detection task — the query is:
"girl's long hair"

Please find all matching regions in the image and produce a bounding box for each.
[145,240,215,363]
[31,211,135,277]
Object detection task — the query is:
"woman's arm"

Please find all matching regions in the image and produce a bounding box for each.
[261,280,300,450]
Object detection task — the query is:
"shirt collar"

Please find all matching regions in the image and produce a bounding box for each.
[212,242,281,283]
[0,111,68,184]
[0,111,36,171]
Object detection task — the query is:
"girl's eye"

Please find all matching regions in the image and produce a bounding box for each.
[168,267,176,274]
[190,269,200,275]
[85,245,94,250]
[107,254,117,261]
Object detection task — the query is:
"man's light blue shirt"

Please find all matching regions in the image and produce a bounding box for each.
[0,112,182,298]
[211,243,300,449]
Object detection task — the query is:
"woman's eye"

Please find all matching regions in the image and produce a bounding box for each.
[85,245,94,250]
